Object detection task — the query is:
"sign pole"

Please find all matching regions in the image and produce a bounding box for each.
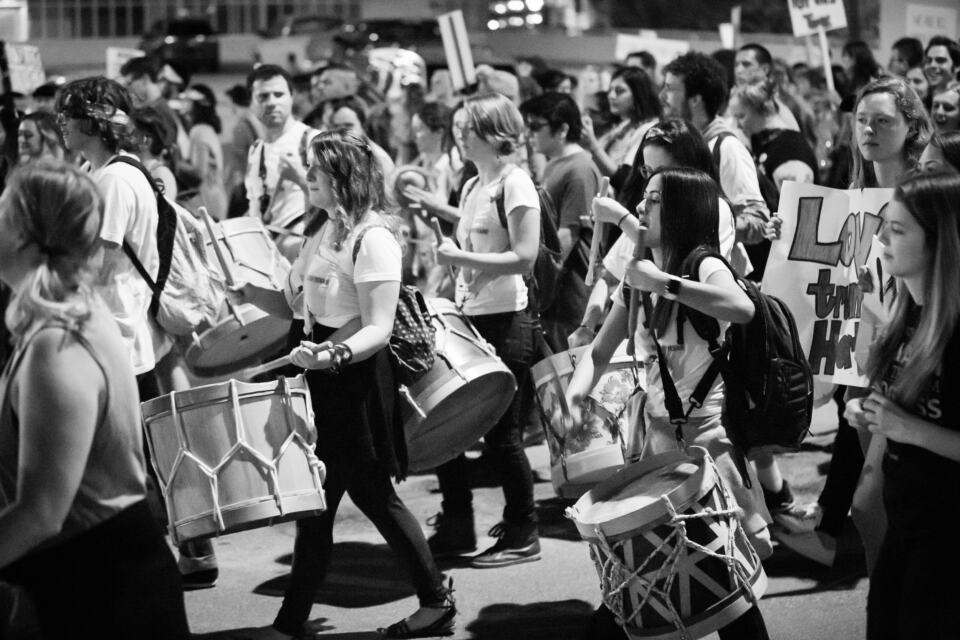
[817,25,835,95]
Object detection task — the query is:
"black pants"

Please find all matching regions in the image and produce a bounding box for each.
[273,457,446,636]
[867,528,960,639]
[435,309,537,524]
[0,501,190,640]
[817,385,865,537]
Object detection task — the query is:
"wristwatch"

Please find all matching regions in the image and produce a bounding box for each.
[662,277,682,300]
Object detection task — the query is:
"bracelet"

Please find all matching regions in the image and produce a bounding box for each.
[617,212,630,229]
[578,324,596,334]
[327,343,354,374]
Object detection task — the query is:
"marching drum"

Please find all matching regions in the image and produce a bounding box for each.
[141,375,326,544]
[568,447,767,640]
[186,217,292,376]
[402,298,516,472]
[532,343,644,498]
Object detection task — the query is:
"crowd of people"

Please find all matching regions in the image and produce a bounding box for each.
[0,28,959,640]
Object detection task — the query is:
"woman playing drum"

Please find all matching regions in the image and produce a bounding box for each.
[232,130,454,639]
[847,171,960,639]
[567,167,770,638]
[0,160,190,639]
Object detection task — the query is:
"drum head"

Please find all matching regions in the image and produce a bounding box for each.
[186,311,291,377]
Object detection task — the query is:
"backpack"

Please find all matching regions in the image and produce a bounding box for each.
[654,247,813,452]
[463,167,564,314]
[109,156,225,336]
[353,226,436,385]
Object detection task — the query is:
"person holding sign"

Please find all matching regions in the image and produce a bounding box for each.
[568,167,770,639]
[847,172,960,639]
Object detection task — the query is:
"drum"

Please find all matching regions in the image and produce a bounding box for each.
[402,298,517,472]
[568,447,767,640]
[141,375,326,544]
[532,343,644,498]
[186,217,292,376]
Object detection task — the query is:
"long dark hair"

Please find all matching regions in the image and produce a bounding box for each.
[611,66,662,124]
[931,130,960,172]
[187,83,221,134]
[649,167,721,334]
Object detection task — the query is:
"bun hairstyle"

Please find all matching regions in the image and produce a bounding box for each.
[4,160,104,338]
[729,77,779,117]
[462,92,525,156]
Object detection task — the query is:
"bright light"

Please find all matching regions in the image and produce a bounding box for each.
[487,19,501,30]
[507,0,525,11]
[526,0,544,11]
[507,16,524,27]
[493,3,507,14]
[526,13,543,25]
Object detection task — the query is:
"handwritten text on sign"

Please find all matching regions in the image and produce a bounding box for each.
[787,0,848,37]
[762,182,892,386]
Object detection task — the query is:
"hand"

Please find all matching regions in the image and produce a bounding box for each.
[580,114,598,150]
[591,196,629,226]
[403,185,444,213]
[567,325,596,349]
[278,154,307,190]
[227,281,253,306]
[559,393,587,436]
[435,237,460,266]
[764,216,783,240]
[857,266,875,294]
[843,397,871,430]
[861,392,913,443]
[289,341,334,370]
[625,258,668,293]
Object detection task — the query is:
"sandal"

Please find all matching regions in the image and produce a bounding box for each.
[378,579,456,638]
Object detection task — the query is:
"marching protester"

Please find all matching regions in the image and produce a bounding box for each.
[244,64,320,262]
[851,171,960,639]
[181,84,228,219]
[930,82,960,133]
[16,112,66,166]
[230,130,454,640]
[571,167,770,639]
[129,105,179,199]
[734,43,804,134]
[120,56,190,161]
[429,92,542,567]
[888,37,924,78]
[0,160,190,639]
[223,84,265,216]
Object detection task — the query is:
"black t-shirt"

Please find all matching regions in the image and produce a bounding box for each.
[752,128,818,181]
[877,306,960,531]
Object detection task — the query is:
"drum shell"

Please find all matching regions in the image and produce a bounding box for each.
[532,344,644,498]
[141,375,326,544]
[402,298,517,472]
[568,447,767,640]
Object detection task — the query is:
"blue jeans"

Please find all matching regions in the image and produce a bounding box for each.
[435,308,538,525]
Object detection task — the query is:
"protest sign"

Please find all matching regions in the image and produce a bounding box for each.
[763,182,892,386]
[613,33,689,67]
[0,42,43,95]
[787,0,848,37]
[438,10,475,92]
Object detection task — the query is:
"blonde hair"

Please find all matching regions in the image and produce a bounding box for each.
[730,78,778,118]
[463,92,525,156]
[4,160,104,338]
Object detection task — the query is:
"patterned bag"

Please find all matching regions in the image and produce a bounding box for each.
[353,227,436,384]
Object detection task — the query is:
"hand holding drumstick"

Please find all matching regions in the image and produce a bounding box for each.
[584,176,611,287]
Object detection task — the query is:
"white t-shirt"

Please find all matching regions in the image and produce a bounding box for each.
[93,153,160,375]
[285,221,401,329]
[455,169,540,315]
[603,197,736,281]
[613,256,730,419]
[245,120,319,229]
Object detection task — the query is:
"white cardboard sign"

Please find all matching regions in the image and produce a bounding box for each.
[787,0,848,37]
[438,10,475,92]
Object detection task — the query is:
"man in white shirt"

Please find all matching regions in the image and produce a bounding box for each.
[244,64,319,262]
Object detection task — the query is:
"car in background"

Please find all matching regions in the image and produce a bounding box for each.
[139,17,220,73]
[307,19,447,70]
[253,14,343,72]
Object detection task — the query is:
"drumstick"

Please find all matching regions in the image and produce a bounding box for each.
[240,354,292,379]
[585,176,611,287]
[431,217,458,286]
[200,207,236,288]
[626,225,648,357]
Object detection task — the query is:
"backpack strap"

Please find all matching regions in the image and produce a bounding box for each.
[710,131,734,174]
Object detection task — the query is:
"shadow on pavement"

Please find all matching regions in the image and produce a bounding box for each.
[761,527,867,599]
[255,542,417,607]
[193,629,379,640]
[464,599,594,639]
[535,497,581,542]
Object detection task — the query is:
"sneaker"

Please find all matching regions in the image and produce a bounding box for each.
[178,552,218,590]
[470,521,541,569]
[426,512,477,558]
[773,528,837,567]
[771,501,823,534]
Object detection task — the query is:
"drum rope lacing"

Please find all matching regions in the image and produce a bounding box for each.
[589,461,758,638]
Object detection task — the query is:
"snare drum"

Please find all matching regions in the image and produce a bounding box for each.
[186,218,292,376]
[568,447,767,640]
[402,298,517,472]
[141,375,326,544]
[532,343,644,498]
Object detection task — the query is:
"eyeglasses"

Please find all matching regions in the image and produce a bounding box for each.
[526,120,550,133]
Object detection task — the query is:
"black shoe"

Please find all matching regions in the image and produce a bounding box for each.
[470,520,540,568]
[426,512,477,558]
[181,568,218,590]
[378,579,456,638]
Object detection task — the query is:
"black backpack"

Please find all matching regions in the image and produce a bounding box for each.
[464,167,564,314]
[654,248,813,452]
